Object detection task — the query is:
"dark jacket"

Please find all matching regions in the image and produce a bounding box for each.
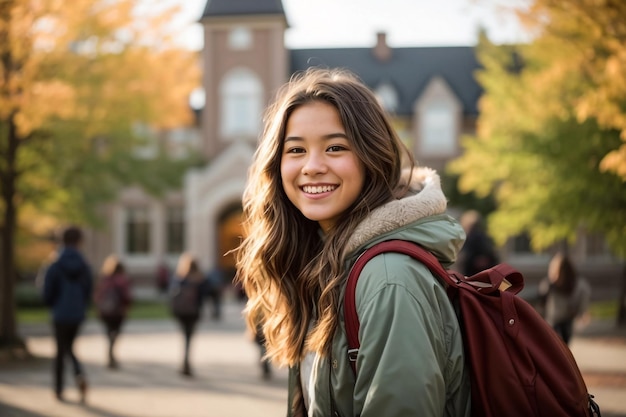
[43,247,93,323]
[459,228,499,276]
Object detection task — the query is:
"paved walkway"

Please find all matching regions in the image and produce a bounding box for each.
[1,300,625,417]
[570,320,626,417]
[1,302,287,417]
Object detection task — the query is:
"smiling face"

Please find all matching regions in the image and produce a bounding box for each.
[280,101,365,232]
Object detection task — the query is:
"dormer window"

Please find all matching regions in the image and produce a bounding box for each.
[229,26,252,50]
[414,76,461,158]
[420,102,456,157]
[375,82,398,113]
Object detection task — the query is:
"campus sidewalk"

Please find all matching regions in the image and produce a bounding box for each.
[1,299,625,417]
[571,320,626,417]
[0,301,288,417]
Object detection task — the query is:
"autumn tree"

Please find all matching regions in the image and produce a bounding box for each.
[0,0,200,352]
[449,1,626,322]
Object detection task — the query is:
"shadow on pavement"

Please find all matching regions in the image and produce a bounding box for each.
[0,399,138,417]
[82,403,132,417]
[2,354,287,403]
[0,402,49,417]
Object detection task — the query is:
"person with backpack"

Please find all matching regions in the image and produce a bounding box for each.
[169,252,209,377]
[538,251,592,345]
[43,226,93,403]
[94,254,132,369]
[235,68,470,417]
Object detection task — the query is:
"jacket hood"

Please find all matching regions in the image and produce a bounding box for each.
[56,247,88,280]
[345,167,465,266]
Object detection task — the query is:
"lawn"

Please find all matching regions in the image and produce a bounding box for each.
[17,298,620,325]
[588,299,619,320]
[17,300,171,324]
[15,282,173,324]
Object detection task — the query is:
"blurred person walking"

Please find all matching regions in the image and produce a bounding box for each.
[457,210,499,276]
[538,252,591,345]
[253,321,272,380]
[169,253,209,377]
[94,254,133,369]
[205,265,225,321]
[155,260,170,295]
[42,226,93,403]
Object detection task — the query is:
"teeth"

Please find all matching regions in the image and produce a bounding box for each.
[303,185,336,194]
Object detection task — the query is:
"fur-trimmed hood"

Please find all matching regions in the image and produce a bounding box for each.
[345,167,465,264]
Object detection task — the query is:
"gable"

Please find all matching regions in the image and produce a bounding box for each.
[290,46,482,116]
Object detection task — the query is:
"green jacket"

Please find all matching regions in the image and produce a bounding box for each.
[287,168,471,417]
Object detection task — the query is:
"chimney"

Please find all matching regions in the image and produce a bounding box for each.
[373,31,392,62]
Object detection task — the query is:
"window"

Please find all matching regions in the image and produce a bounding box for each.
[125,207,151,254]
[166,206,185,254]
[229,26,252,50]
[375,82,398,113]
[219,68,263,138]
[420,102,456,157]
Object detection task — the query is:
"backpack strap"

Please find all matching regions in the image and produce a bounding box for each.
[344,239,522,375]
[344,240,448,374]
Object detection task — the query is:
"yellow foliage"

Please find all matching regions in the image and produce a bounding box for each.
[0,0,201,274]
[15,205,61,273]
[514,0,626,179]
[0,0,199,136]
[600,143,626,180]
[14,80,76,136]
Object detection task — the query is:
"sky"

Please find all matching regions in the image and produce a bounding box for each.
[172,0,532,51]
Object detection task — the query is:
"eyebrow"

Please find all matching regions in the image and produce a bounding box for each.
[284,132,349,142]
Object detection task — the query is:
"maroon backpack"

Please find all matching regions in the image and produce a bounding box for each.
[344,239,601,417]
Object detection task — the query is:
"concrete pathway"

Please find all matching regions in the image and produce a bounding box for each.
[0,302,287,417]
[571,320,626,417]
[1,301,625,417]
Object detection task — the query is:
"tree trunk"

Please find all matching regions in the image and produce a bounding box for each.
[0,118,26,354]
[617,261,626,327]
[0,0,27,357]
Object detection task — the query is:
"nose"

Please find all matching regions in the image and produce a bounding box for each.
[302,151,327,175]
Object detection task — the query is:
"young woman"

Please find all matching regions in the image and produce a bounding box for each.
[236,68,470,417]
[169,253,208,377]
[538,252,591,345]
[94,254,132,369]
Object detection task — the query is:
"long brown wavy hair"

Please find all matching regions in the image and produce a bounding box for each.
[236,68,413,367]
[547,252,579,295]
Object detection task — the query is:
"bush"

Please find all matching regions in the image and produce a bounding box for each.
[15,283,45,309]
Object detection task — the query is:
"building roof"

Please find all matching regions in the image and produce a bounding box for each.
[290,46,482,116]
[202,0,286,18]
